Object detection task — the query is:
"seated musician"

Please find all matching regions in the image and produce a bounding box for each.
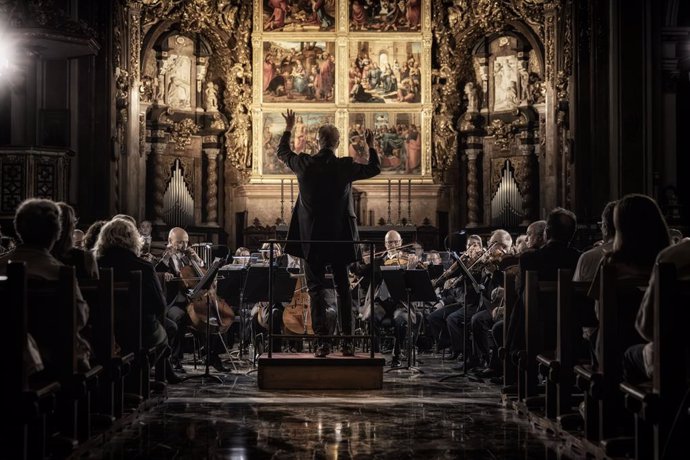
[480,221,545,375]
[355,230,420,367]
[156,227,227,372]
[427,233,484,358]
[251,242,289,352]
[447,229,512,370]
[0,198,92,373]
[95,218,181,383]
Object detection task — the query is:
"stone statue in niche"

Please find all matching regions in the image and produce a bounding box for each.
[166,55,192,110]
[493,55,519,112]
[519,64,530,102]
[464,81,479,113]
[205,81,219,112]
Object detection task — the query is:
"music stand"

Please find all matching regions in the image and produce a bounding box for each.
[439,251,485,382]
[183,259,225,384]
[242,266,296,362]
[217,265,248,361]
[380,268,437,374]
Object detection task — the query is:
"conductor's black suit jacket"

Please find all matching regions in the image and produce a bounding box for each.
[277,131,380,264]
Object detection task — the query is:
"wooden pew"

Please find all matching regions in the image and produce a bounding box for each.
[1,262,61,460]
[80,268,137,423]
[498,271,517,393]
[574,264,647,456]
[519,271,557,407]
[25,265,104,452]
[112,271,149,406]
[536,270,592,422]
[620,263,690,460]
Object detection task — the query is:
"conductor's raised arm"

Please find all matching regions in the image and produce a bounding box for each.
[277,109,300,171]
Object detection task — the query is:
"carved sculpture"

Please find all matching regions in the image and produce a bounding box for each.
[204,81,219,112]
[464,81,479,113]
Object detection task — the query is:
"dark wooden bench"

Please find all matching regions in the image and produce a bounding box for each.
[1,262,61,460]
[620,262,690,460]
[574,264,647,456]
[25,265,104,453]
[536,270,592,422]
[520,271,557,407]
[498,271,517,394]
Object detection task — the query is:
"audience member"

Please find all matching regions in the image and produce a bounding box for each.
[51,202,98,280]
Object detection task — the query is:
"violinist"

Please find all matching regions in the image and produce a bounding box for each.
[427,234,484,358]
[355,230,419,367]
[445,230,513,370]
[156,227,227,373]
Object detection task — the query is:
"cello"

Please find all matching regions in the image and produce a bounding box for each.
[179,257,235,334]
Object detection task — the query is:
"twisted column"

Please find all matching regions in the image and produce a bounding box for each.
[466,150,480,227]
[520,154,537,225]
[204,148,219,226]
[152,144,166,224]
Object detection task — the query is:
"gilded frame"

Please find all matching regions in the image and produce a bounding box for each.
[251,0,432,183]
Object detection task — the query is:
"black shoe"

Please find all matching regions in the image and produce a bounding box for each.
[210,354,228,373]
[172,361,186,374]
[391,356,402,367]
[314,343,331,358]
[448,351,461,361]
[341,341,355,357]
[165,362,183,384]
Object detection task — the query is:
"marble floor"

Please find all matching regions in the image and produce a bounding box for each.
[83,353,576,459]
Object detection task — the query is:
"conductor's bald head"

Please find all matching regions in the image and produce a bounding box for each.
[318,124,340,151]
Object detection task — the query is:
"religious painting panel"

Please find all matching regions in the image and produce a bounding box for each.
[348,111,422,175]
[348,41,422,104]
[349,0,423,32]
[262,40,336,103]
[262,0,337,32]
[260,111,335,175]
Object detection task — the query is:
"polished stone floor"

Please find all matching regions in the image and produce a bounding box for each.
[84,353,576,459]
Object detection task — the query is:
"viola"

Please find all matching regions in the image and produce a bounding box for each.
[178,256,235,334]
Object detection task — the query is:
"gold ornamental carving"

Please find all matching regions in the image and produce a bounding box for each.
[137,0,253,181]
[486,119,517,152]
[170,118,199,150]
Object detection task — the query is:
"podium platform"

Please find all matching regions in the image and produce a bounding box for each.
[257,353,385,390]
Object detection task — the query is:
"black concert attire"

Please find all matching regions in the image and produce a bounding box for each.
[505,241,581,354]
[97,247,169,357]
[156,249,225,370]
[277,129,380,347]
[352,254,419,361]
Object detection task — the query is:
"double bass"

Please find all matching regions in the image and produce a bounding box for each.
[282,274,313,335]
[179,257,235,334]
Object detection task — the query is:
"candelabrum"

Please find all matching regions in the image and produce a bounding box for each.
[406,180,414,226]
[386,179,393,225]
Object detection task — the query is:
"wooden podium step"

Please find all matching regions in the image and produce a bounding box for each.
[257,353,385,390]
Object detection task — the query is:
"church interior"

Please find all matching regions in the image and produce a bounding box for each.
[0,0,689,458]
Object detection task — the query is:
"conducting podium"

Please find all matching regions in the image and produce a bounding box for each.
[380,267,437,373]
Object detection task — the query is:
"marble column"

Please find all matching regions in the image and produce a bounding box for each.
[204,148,220,226]
[465,150,480,228]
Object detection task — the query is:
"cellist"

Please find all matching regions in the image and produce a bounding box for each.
[156,227,227,372]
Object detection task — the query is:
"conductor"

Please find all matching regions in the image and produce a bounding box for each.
[278,109,381,357]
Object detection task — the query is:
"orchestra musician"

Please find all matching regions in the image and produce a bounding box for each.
[354,230,421,367]
[277,108,380,358]
[251,242,289,353]
[445,230,513,370]
[156,227,227,372]
[427,234,485,358]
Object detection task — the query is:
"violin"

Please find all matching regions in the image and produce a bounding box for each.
[178,255,235,334]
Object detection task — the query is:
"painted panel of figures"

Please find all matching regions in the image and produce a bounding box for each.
[348,41,421,104]
[262,112,335,174]
[263,41,336,103]
[349,0,422,32]
[263,0,336,32]
[349,112,421,175]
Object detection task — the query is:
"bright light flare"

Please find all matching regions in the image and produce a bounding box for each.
[0,22,19,79]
